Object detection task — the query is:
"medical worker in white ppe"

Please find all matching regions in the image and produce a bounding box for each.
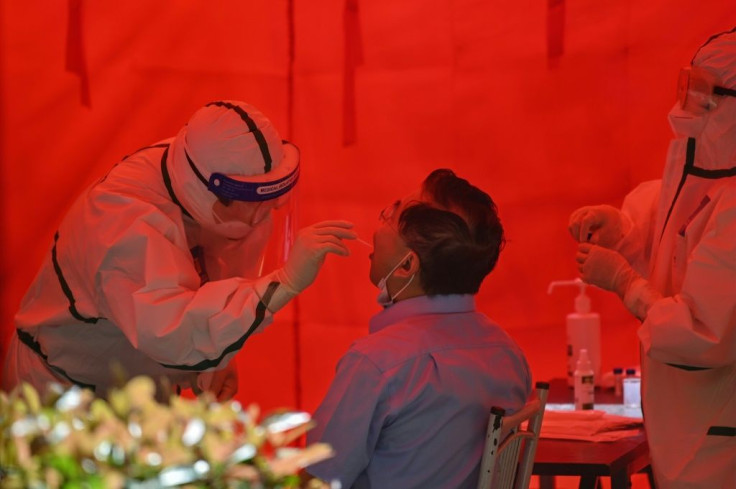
[569,29,736,488]
[2,100,356,401]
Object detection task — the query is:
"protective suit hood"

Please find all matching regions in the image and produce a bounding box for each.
[667,27,736,172]
[167,100,295,236]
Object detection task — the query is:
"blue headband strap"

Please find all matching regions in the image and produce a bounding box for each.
[208,163,299,202]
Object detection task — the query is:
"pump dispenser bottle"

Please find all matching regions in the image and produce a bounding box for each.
[548,278,601,387]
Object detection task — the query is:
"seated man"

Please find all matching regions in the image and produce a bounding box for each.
[306,169,532,489]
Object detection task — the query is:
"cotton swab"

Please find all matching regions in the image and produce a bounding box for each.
[355,237,373,249]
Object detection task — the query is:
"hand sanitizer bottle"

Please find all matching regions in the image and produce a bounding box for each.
[548,278,601,387]
[574,348,595,410]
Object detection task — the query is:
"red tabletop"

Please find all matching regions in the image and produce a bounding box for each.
[532,379,652,489]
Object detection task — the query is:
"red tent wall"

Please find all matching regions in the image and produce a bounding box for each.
[0,0,298,407]
[1,1,734,414]
[291,1,736,412]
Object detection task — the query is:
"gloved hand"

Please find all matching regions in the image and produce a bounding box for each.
[196,360,239,401]
[277,220,357,294]
[568,205,627,248]
[575,243,639,299]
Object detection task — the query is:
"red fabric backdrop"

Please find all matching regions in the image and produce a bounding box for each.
[1,0,734,414]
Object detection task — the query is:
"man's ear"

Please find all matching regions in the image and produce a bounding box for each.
[396,251,420,277]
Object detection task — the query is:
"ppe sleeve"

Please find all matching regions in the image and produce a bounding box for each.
[638,193,736,368]
[616,180,662,275]
[96,211,281,370]
[305,351,387,487]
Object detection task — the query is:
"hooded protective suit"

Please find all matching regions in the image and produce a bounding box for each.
[2,101,310,397]
[574,30,736,488]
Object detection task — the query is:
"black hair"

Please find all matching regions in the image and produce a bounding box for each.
[398,169,505,295]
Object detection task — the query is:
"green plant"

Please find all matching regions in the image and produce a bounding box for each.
[0,377,332,489]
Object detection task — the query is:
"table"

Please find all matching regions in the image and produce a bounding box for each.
[534,430,650,489]
[532,379,653,489]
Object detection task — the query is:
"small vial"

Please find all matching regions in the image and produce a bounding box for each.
[623,368,641,409]
[574,349,595,410]
[613,367,623,399]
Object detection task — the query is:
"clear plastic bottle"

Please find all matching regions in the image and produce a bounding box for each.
[548,278,601,387]
[574,349,595,410]
[623,368,641,409]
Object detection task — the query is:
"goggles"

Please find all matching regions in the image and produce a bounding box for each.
[677,66,736,115]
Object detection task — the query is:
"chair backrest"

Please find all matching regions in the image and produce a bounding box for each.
[476,381,549,489]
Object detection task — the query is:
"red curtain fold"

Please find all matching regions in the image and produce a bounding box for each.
[547,0,565,68]
[342,0,363,146]
[65,0,91,107]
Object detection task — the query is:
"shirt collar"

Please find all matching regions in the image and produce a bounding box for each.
[369,294,476,334]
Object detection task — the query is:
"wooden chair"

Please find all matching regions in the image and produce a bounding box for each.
[477,381,550,489]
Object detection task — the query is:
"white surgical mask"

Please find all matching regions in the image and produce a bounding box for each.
[376,251,415,308]
[210,208,255,240]
[668,103,709,138]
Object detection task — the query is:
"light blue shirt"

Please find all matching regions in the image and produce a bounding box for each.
[307,295,532,489]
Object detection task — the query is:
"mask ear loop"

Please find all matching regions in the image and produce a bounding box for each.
[401,254,413,270]
[390,273,415,302]
[389,252,417,302]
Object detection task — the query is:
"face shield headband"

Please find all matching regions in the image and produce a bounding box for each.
[677,65,736,115]
[184,143,300,202]
[209,165,299,202]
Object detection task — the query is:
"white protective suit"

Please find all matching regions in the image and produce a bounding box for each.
[594,31,736,488]
[2,101,300,397]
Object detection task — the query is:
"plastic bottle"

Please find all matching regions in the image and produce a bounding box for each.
[548,278,601,387]
[623,368,641,409]
[574,349,595,410]
[613,367,624,399]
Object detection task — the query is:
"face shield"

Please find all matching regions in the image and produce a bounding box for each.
[208,142,300,278]
[676,65,736,115]
[168,101,300,279]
